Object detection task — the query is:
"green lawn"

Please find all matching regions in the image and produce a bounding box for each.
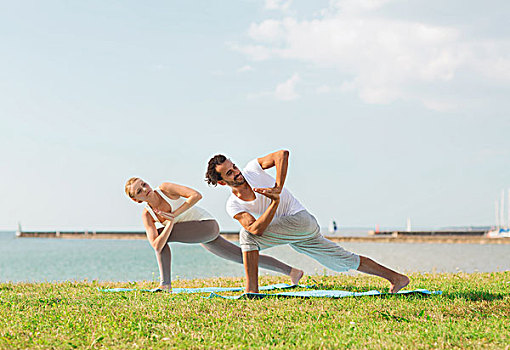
[0,272,508,349]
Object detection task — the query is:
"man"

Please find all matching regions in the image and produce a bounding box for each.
[206,150,410,293]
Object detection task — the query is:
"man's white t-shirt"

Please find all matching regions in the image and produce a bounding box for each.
[226,159,305,218]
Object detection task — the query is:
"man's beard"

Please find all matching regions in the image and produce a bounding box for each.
[227,173,246,187]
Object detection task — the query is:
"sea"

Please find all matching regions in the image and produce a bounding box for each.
[0,231,508,283]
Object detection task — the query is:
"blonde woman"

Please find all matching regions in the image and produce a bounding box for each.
[125,177,303,292]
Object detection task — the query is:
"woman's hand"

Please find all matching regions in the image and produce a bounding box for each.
[154,209,175,221]
[150,210,175,252]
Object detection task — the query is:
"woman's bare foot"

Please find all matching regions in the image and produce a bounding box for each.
[390,274,410,293]
[290,268,304,285]
[158,284,172,293]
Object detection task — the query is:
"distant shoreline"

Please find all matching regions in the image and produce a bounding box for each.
[14,230,510,244]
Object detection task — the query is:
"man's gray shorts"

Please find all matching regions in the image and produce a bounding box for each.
[240,210,360,272]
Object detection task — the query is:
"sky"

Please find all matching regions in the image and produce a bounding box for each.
[1,0,509,231]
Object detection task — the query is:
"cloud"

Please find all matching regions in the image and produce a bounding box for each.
[265,0,292,11]
[329,0,396,13]
[234,0,510,110]
[230,43,272,61]
[420,98,458,113]
[246,73,300,101]
[237,65,254,73]
[274,73,300,100]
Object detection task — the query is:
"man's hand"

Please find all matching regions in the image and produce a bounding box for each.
[254,187,280,201]
[258,185,282,194]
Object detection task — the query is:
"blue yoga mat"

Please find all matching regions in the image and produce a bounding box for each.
[100,284,441,299]
[206,289,442,299]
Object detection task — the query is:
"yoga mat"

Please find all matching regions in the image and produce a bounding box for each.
[100,284,441,299]
[206,289,442,300]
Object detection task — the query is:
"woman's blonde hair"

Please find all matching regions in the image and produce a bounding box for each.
[125,177,140,200]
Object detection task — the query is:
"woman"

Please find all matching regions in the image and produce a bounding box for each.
[125,177,303,291]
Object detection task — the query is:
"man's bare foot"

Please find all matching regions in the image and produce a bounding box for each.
[389,274,410,293]
[290,268,304,285]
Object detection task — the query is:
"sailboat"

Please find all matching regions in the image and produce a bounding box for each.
[487,227,510,238]
[487,189,510,238]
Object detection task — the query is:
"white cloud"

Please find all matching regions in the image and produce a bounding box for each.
[234,0,510,110]
[248,19,285,43]
[421,98,458,113]
[238,65,254,73]
[230,43,272,61]
[274,73,300,100]
[265,0,292,11]
[331,0,396,13]
[463,41,510,82]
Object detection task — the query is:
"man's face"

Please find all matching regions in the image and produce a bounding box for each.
[215,159,246,187]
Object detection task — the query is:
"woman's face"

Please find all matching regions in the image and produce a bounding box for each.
[130,179,153,203]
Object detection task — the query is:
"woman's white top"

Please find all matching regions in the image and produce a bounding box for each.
[145,188,214,225]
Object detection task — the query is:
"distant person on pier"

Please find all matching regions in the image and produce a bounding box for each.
[124,178,303,292]
[206,150,410,293]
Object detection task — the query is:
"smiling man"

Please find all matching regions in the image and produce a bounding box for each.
[206,150,410,293]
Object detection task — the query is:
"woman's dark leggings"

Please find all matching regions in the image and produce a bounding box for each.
[155,219,293,286]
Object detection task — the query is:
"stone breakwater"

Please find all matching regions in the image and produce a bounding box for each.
[16,230,510,244]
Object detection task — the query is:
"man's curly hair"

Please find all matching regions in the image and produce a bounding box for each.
[205,154,227,186]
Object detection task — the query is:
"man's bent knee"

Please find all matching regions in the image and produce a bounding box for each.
[239,228,260,252]
[240,244,259,253]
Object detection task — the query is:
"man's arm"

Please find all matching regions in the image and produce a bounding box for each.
[257,149,289,193]
[233,191,280,236]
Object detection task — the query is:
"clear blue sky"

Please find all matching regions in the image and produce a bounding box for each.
[1,0,509,231]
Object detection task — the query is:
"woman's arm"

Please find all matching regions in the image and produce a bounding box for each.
[159,182,203,217]
[142,210,175,252]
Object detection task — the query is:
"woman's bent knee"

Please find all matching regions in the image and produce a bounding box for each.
[201,220,220,243]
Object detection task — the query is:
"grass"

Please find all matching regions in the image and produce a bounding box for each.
[0,272,509,349]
